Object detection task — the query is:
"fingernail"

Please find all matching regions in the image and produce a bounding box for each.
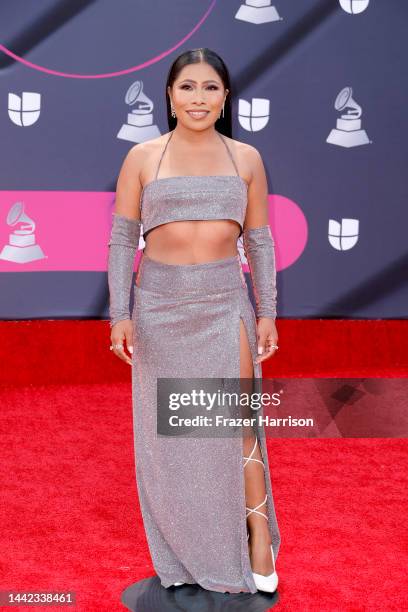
[129,346,133,354]
[258,346,263,355]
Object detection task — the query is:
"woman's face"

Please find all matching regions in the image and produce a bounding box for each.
[168,62,228,129]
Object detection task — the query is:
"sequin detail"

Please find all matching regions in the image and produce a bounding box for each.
[131,252,281,594]
[107,131,281,594]
[107,213,142,327]
[140,130,248,240]
[242,225,277,320]
[140,175,247,240]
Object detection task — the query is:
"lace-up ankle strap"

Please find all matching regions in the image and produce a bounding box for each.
[246,493,268,521]
[243,437,265,469]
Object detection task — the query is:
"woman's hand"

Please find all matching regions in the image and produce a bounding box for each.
[255,317,278,364]
[110,319,134,366]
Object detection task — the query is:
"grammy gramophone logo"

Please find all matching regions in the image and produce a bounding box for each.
[0,201,46,263]
[117,80,161,143]
[326,86,370,148]
[235,1,282,24]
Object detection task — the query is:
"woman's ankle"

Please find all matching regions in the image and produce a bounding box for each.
[248,538,275,574]
[248,522,271,545]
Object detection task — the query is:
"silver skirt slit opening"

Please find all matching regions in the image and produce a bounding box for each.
[131,250,281,594]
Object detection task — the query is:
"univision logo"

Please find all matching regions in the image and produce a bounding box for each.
[328,218,359,251]
[8,92,41,127]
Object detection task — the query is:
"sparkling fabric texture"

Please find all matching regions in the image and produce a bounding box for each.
[141,175,247,240]
[140,129,247,240]
[243,225,277,320]
[106,130,281,594]
[107,213,142,328]
[132,252,281,594]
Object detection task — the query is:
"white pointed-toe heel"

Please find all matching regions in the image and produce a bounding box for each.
[251,543,279,593]
[172,581,185,586]
[243,437,279,594]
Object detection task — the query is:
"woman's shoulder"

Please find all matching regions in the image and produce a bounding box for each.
[221,133,251,146]
[222,135,262,178]
[125,134,169,181]
[128,132,169,157]
[223,134,261,159]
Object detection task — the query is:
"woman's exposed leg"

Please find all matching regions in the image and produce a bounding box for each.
[240,318,275,576]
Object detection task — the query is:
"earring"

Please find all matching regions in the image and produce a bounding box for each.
[219,101,225,119]
[170,103,176,118]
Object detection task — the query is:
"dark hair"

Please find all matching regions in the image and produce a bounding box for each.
[165,48,232,137]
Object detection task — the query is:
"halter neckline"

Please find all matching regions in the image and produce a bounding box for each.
[154,129,241,181]
[139,132,248,239]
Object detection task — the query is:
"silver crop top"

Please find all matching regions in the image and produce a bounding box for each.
[140,129,248,240]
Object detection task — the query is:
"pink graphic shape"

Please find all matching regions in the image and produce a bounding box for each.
[0,191,307,273]
[241,194,307,273]
[0,1,217,79]
[0,191,143,271]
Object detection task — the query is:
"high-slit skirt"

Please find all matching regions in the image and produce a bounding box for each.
[131,251,281,594]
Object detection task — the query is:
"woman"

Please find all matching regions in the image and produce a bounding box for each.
[107,48,280,595]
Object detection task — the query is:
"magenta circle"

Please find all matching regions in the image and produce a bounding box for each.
[0,0,217,79]
[242,194,308,273]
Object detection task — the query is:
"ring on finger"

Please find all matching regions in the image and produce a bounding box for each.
[110,343,124,351]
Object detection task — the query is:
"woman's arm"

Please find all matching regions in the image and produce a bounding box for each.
[107,145,144,329]
[242,146,277,321]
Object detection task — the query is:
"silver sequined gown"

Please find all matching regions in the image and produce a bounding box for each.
[130,131,281,594]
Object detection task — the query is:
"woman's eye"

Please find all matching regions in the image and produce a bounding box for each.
[180,85,219,90]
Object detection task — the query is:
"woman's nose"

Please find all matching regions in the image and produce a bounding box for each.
[192,91,206,103]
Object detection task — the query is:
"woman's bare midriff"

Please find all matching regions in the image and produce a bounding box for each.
[142,218,241,265]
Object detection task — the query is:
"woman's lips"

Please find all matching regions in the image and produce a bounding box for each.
[186,111,210,119]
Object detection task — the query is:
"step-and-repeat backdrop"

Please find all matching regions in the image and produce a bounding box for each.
[1,0,407,320]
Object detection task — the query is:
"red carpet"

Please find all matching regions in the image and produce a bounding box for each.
[0,320,407,611]
[1,319,406,387]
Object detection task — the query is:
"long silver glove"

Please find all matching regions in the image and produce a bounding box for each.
[107,212,142,328]
[242,224,277,320]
